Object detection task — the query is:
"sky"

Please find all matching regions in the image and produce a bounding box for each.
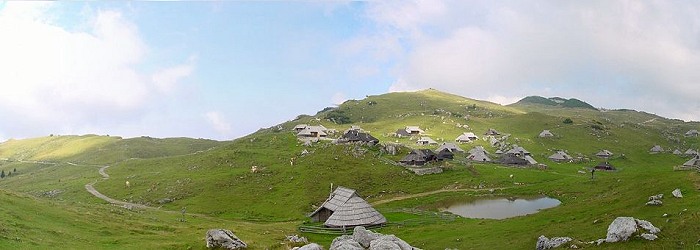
[1,1,699,141]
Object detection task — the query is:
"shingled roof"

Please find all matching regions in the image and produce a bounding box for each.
[323,196,387,228]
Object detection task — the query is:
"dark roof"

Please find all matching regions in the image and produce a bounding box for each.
[395,129,411,137]
[500,153,528,165]
[594,162,616,170]
[436,148,454,160]
[341,130,379,144]
[399,149,437,165]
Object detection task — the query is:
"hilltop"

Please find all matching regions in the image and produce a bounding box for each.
[513,96,598,110]
[0,89,699,249]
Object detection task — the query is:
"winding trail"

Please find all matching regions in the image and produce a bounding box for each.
[371,187,508,206]
[85,165,149,209]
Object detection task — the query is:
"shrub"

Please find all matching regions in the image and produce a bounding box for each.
[563,118,573,124]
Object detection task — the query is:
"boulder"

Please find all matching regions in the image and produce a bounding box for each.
[672,188,683,198]
[648,194,663,201]
[330,235,363,250]
[640,233,658,241]
[295,243,324,250]
[369,235,414,250]
[605,217,637,243]
[286,235,309,244]
[353,226,382,248]
[645,200,662,206]
[635,219,661,234]
[205,229,247,249]
[536,235,572,250]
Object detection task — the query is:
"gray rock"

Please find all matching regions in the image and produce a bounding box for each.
[605,217,637,243]
[635,219,661,234]
[330,235,363,250]
[648,194,663,201]
[353,226,382,248]
[640,233,658,241]
[205,229,247,249]
[672,188,683,198]
[369,235,415,250]
[645,200,662,206]
[286,234,309,244]
[297,243,324,250]
[536,235,572,250]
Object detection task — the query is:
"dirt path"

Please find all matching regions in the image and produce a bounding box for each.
[84,181,149,209]
[98,166,110,179]
[371,187,507,206]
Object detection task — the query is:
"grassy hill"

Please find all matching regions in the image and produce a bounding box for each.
[1,89,700,249]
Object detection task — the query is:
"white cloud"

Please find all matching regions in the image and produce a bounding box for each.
[204,111,232,135]
[152,56,196,93]
[486,95,522,106]
[331,92,347,105]
[365,1,700,121]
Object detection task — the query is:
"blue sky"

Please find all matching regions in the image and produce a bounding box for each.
[1,1,699,140]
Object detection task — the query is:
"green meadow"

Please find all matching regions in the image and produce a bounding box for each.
[1,89,699,249]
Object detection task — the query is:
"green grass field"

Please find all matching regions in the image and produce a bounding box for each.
[1,89,699,249]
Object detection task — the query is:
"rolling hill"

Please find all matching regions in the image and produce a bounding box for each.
[1,89,699,249]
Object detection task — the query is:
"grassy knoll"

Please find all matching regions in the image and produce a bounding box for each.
[1,89,699,249]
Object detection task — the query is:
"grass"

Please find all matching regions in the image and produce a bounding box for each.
[1,89,700,249]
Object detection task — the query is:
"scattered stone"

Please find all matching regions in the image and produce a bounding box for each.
[353,226,382,248]
[646,200,663,206]
[662,213,668,217]
[605,217,638,243]
[672,188,683,198]
[570,245,578,249]
[640,233,658,241]
[330,235,363,250]
[205,229,247,249]
[294,243,324,250]
[648,194,663,201]
[369,235,414,250]
[536,235,572,250]
[286,235,309,244]
[593,219,600,224]
[635,219,661,234]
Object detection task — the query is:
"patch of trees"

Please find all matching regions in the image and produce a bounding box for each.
[563,118,573,124]
[325,110,352,124]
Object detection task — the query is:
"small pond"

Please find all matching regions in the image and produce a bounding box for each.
[441,196,561,219]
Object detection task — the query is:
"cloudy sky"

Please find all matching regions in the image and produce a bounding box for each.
[1,1,699,141]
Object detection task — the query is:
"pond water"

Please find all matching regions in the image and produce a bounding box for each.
[441,196,561,219]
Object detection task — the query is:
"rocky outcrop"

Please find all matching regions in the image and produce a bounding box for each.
[330,235,363,250]
[536,235,572,250]
[205,229,247,249]
[646,194,663,206]
[295,243,324,250]
[605,217,638,243]
[604,217,661,243]
[672,188,683,198]
[329,227,418,250]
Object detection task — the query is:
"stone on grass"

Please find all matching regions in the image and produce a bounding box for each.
[641,233,658,241]
[605,217,637,243]
[672,188,683,198]
[353,226,382,248]
[648,194,663,201]
[205,229,247,249]
[294,243,324,250]
[369,235,414,250]
[645,200,662,206]
[635,219,661,234]
[536,235,572,250]
[330,235,363,250]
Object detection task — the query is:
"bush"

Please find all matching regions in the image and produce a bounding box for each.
[325,110,352,124]
[563,118,573,124]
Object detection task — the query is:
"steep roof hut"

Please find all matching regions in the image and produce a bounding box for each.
[683,155,700,168]
[548,151,572,162]
[323,196,387,228]
[436,148,454,160]
[395,128,411,137]
[596,149,613,158]
[455,132,478,142]
[416,137,438,145]
[539,130,554,138]
[436,142,464,153]
[649,145,664,154]
[594,162,616,171]
[468,151,491,162]
[495,149,504,154]
[399,149,437,166]
[340,130,379,144]
[484,128,501,136]
[500,154,528,165]
[297,126,328,138]
[673,149,682,155]
[309,186,357,223]
[684,149,698,156]
[685,129,699,137]
[468,146,489,155]
[293,124,308,132]
[405,126,424,135]
[506,146,531,156]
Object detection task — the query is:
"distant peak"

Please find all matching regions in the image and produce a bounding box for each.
[515,96,597,110]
